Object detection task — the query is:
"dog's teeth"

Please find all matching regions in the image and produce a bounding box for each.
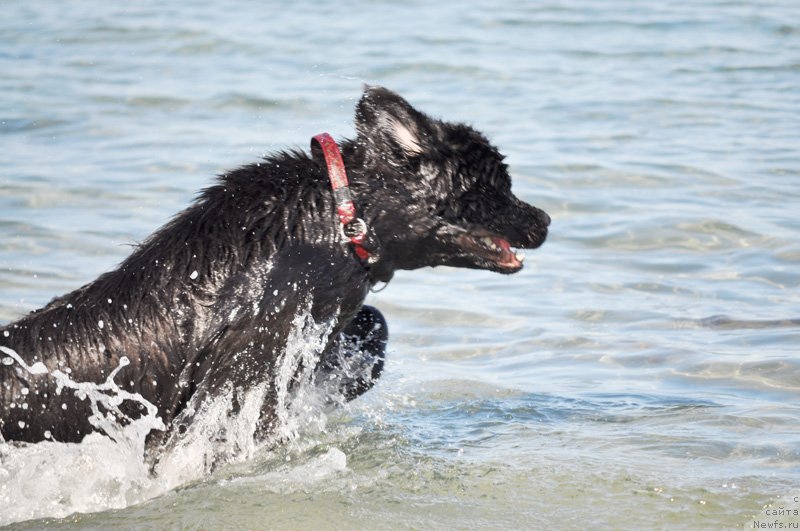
[515,251,525,262]
[481,237,501,252]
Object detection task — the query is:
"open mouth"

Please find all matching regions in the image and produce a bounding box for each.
[458,232,525,271]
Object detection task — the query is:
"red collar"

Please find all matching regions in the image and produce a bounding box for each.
[312,133,371,263]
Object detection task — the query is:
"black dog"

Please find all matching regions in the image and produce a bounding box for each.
[0,87,549,452]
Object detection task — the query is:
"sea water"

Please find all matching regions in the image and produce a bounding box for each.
[1,0,799,528]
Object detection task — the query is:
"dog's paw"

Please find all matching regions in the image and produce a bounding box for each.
[318,305,387,402]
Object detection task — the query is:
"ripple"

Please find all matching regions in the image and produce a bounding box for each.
[0,117,71,133]
[716,63,800,73]
[210,93,299,111]
[126,95,193,109]
[370,61,499,79]
[571,217,772,253]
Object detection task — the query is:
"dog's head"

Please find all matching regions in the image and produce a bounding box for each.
[353,86,550,275]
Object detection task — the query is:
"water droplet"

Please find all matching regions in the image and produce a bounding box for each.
[98,320,104,329]
[29,362,48,375]
[190,270,199,280]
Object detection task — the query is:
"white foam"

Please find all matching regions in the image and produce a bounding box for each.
[151,382,272,491]
[153,299,337,488]
[0,347,165,524]
[273,303,336,439]
[0,302,347,525]
[220,448,349,492]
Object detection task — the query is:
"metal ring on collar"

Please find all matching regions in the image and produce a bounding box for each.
[340,217,367,241]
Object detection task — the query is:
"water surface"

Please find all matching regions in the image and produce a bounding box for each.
[1,0,799,529]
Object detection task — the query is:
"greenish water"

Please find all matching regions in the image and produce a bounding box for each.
[1,1,799,529]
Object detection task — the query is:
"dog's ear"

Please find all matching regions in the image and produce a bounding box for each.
[355,86,431,159]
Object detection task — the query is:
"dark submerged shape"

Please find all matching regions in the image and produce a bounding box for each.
[0,87,549,452]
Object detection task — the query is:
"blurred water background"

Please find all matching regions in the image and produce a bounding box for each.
[1,0,799,528]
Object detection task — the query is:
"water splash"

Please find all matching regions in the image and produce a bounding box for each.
[0,303,345,525]
[153,300,337,489]
[1,346,165,449]
[0,346,165,525]
[274,304,336,439]
[219,447,349,492]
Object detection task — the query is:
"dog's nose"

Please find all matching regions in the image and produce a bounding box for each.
[540,210,551,226]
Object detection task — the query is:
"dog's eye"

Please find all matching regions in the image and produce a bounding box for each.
[481,162,511,194]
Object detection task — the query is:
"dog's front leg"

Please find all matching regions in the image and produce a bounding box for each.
[316,305,387,403]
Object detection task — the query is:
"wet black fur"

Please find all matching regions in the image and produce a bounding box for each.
[0,87,549,450]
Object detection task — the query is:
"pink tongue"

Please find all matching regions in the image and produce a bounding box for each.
[491,237,520,266]
[492,236,511,253]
